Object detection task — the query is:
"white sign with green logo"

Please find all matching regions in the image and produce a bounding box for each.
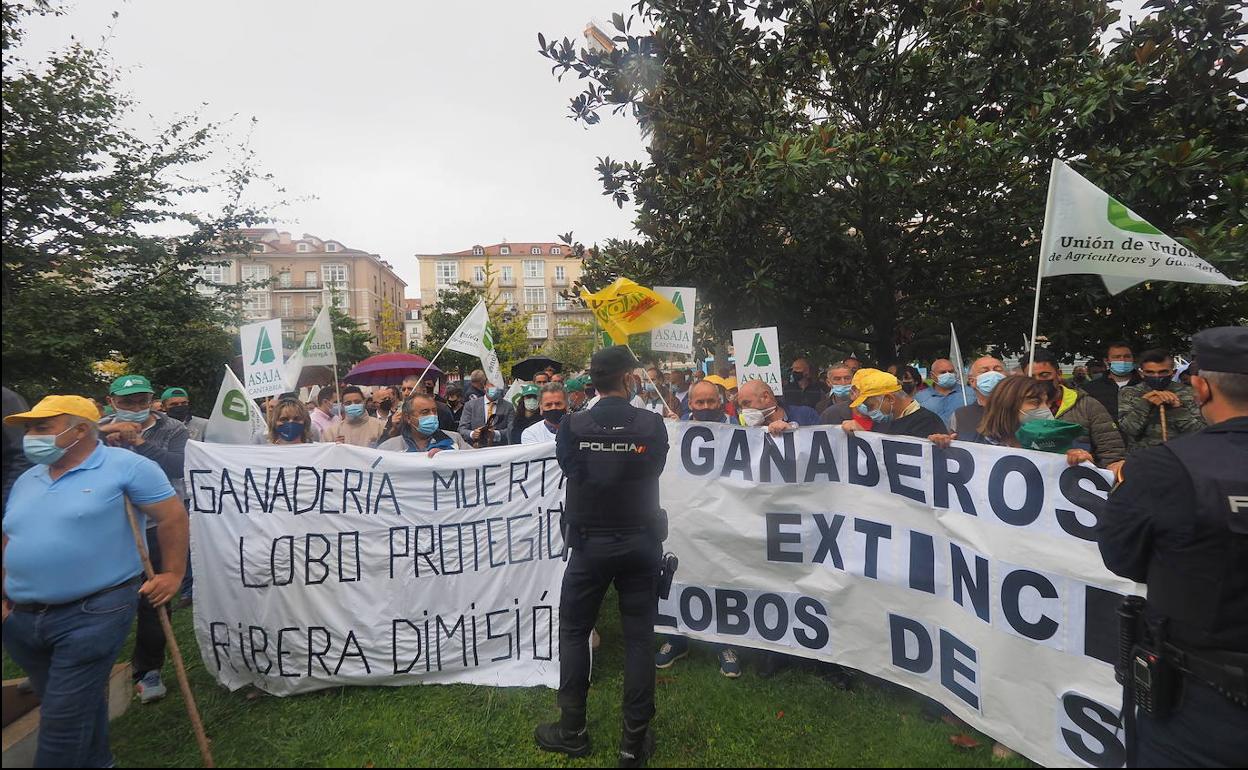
[732,325,783,395]
[650,286,696,355]
[283,305,337,390]
[205,365,267,444]
[240,318,288,399]
[1039,159,1243,295]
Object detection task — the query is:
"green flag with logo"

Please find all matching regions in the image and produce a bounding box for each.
[731,326,783,395]
[240,318,288,398]
[205,365,267,443]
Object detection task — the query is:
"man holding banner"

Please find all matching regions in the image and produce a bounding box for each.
[536,346,669,766]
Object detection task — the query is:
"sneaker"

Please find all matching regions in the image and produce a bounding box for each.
[135,670,167,704]
[618,723,655,768]
[654,638,689,669]
[535,721,591,758]
[718,648,742,678]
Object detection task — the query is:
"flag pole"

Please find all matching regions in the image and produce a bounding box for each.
[1027,159,1062,376]
[413,339,450,388]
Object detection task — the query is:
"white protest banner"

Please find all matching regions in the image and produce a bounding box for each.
[205,365,267,444]
[185,440,566,694]
[658,422,1138,769]
[650,287,696,355]
[732,326,783,395]
[283,305,336,389]
[240,318,288,399]
[1040,159,1243,295]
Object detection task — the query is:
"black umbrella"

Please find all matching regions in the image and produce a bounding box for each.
[511,356,563,381]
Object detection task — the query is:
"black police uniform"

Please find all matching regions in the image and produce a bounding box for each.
[550,381,669,742]
[1095,327,1248,767]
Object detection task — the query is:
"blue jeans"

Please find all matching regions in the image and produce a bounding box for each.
[3,580,140,768]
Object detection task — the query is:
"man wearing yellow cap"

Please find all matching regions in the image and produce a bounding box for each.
[2,396,188,767]
[843,369,947,437]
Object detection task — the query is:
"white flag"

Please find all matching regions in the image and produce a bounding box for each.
[1039,159,1243,295]
[443,300,505,388]
[949,322,968,406]
[651,287,696,355]
[205,365,267,444]
[239,318,287,398]
[283,305,336,389]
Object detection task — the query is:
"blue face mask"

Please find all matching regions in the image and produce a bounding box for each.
[23,426,81,465]
[417,415,440,435]
[487,387,502,401]
[936,373,958,389]
[1109,361,1135,376]
[115,408,150,423]
[975,370,1006,396]
[275,422,305,442]
[831,384,852,399]
[344,403,366,419]
[857,399,891,424]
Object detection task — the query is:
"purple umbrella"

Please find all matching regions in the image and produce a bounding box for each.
[344,352,441,386]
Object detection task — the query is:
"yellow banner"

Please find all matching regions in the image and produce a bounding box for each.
[580,277,681,345]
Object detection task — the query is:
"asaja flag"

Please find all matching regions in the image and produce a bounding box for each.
[651,287,697,355]
[444,299,504,388]
[1040,159,1244,295]
[239,318,287,398]
[205,365,267,444]
[732,326,783,395]
[580,278,681,345]
[283,305,336,389]
[949,322,968,406]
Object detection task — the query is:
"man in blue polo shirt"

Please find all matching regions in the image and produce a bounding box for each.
[914,358,973,427]
[2,395,188,768]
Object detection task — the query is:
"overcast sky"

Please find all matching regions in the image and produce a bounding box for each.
[18,1,1150,296]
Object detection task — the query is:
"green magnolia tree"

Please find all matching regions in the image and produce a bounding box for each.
[541,0,1246,365]
[3,1,278,404]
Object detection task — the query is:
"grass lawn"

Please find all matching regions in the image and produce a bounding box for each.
[6,590,1037,768]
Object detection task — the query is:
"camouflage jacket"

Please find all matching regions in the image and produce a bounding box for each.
[1118,381,1205,453]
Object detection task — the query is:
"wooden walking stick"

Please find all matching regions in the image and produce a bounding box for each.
[1159,402,1169,442]
[124,499,216,768]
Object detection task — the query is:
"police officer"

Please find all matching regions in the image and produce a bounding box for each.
[1095,326,1248,767]
[535,346,669,767]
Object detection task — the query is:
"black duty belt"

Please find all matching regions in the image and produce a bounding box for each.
[1168,644,1248,707]
[10,575,143,614]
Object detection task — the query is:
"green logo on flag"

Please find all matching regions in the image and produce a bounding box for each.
[1107,198,1161,235]
[483,326,495,352]
[671,292,686,324]
[250,326,277,365]
[746,333,771,367]
[221,389,250,422]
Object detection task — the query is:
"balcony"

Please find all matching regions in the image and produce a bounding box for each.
[524,303,547,313]
[278,308,320,320]
[498,276,516,287]
[551,277,568,287]
[470,278,486,288]
[273,279,323,290]
[553,302,578,313]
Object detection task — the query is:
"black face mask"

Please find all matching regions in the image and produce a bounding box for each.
[1037,379,1060,402]
[543,409,566,425]
[366,406,378,416]
[691,408,725,422]
[789,369,803,385]
[901,381,918,395]
[1143,375,1171,391]
[379,399,394,411]
[166,404,192,422]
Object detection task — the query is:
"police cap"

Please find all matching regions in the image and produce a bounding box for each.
[1192,326,1248,374]
[590,345,640,379]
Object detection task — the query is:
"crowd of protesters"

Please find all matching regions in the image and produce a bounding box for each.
[0,338,1215,766]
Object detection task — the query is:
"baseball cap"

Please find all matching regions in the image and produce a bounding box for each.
[161,387,189,401]
[1192,326,1248,374]
[520,384,540,397]
[109,375,154,396]
[4,395,102,425]
[703,374,725,387]
[564,376,587,392]
[849,368,902,408]
[1015,419,1084,453]
[590,346,641,379]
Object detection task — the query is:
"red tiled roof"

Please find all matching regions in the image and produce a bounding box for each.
[403,298,422,310]
[447,242,570,257]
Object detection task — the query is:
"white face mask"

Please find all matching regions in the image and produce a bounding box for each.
[739,405,776,427]
[524,397,539,411]
[1020,406,1055,423]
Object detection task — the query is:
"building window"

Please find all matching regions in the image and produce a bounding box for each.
[199,263,227,284]
[297,243,310,253]
[472,246,484,256]
[554,295,572,312]
[241,263,271,284]
[555,265,566,282]
[530,246,541,255]
[524,287,546,311]
[500,290,515,309]
[500,266,513,282]
[252,242,265,253]
[557,322,579,337]
[523,259,544,279]
[278,271,292,288]
[436,260,458,286]
[528,313,548,338]
[474,265,486,283]
[500,246,511,256]
[322,263,348,287]
[551,246,562,255]
[305,270,318,287]
[326,242,339,253]
[280,295,293,317]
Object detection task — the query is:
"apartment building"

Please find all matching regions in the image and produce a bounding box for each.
[403,298,424,350]
[203,229,406,348]
[415,241,593,345]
